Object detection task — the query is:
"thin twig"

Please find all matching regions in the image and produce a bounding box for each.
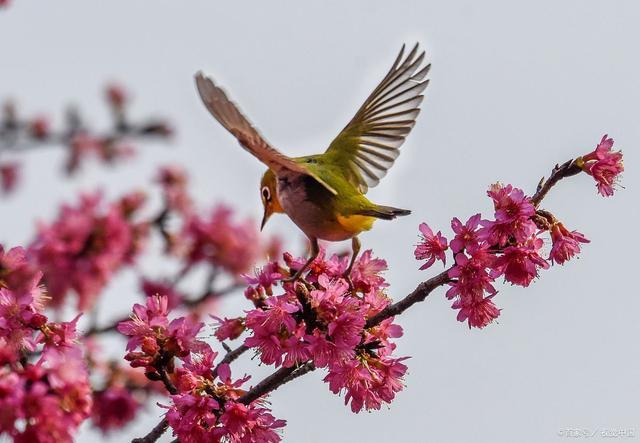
[530,159,582,206]
[365,269,452,328]
[212,344,249,378]
[131,418,169,443]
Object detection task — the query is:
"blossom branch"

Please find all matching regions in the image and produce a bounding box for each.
[238,362,317,405]
[130,418,169,443]
[365,269,452,328]
[531,159,582,206]
[211,344,249,378]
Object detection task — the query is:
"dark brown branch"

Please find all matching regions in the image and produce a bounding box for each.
[212,344,249,378]
[157,367,178,395]
[365,269,452,328]
[131,418,168,443]
[238,362,316,405]
[531,159,582,206]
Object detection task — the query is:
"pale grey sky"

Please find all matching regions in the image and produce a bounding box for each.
[1,1,638,442]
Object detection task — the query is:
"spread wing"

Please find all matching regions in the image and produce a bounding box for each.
[195,72,336,194]
[323,43,430,193]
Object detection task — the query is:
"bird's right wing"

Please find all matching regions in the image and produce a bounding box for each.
[323,44,430,193]
[195,72,336,194]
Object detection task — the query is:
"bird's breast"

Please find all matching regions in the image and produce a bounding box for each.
[277,173,364,241]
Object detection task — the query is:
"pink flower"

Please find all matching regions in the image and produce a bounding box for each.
[580,134,624,197]
[446,248,497,301]
[211,316,245,341]
[244,295,300,367]
[283,246,348,282]
[479,184,536,246]
[453,294,501,329]
[91,386,139,433]
[29,116,49,139]
[0,245,43,295]
[446,247,501,328]
[450,214,482,253]
[220,401,286,443]
[105,83,127,109]
[491,237,549,287]
[166,392,221,442]
[118,295,169,345]
[157,165,192,214]
[414,223,448,270]
[118,295,209,370]
[30,193,147,310]
[182,205,263,276]
[549,222,590,265]
[324,354,408,413]
[350,249,388,294]
[243,261,283,295]
[1,346,94,443]
[0,162,19,194]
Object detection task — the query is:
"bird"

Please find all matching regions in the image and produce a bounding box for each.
[195,43,430,282]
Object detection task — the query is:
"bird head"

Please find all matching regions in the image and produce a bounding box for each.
[259,169,283,230]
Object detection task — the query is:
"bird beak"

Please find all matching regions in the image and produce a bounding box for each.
[261,206,271,231]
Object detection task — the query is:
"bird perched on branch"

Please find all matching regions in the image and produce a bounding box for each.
[195,43,430,282]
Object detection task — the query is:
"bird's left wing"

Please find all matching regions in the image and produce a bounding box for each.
[195,72,337,194]
[323,43,430,193]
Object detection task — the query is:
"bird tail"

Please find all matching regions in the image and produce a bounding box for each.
[357,205,411,220]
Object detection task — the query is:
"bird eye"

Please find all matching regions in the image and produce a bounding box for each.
[261,186,271,201]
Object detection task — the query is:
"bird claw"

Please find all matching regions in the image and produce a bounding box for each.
[342,272,355,293]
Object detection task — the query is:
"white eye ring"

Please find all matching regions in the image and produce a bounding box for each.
[261,186,271,201]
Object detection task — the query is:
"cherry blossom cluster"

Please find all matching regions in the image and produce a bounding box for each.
[223,249,407,414]
[118,295,286,442]
[0,84,171,195]
[0,246,92,443]
[30,191,150,311]
[415,135,624,328]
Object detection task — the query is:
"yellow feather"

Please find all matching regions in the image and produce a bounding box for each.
[336,214,376,234]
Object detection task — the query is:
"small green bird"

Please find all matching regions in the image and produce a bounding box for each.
[195,43,430,281]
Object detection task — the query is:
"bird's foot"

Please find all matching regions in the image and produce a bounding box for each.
[342,271,355,293]
[283,269,304,283]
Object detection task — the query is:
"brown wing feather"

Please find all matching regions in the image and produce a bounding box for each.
[196,72,304,175]
[195,72,337,194]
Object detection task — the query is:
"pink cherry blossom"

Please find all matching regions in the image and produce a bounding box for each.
[549,222,590,265]
[325,354,408,413]
[105,83,128,108]
[0,162,19,194]
[118,295,209,373]
[453,293,501,329]
[91,386,139,433]
[491,237,549,287]
[446,248,497,301]
[211,316,246,341]
[29,116,49,139]
[243,261,283,295]
[351,249,389,294]
[580,134,624,197]
[450,213,482,253]
[157,165,192,214]
[219,401,286,443]
[414,222,448,270]
[479,184,536,246]
[182,205,263,276]
[30,193,148,310]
